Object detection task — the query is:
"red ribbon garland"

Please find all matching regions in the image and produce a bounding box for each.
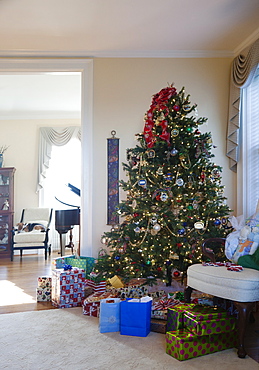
[143,86,177,147]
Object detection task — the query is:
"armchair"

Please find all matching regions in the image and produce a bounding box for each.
[11,208,53,261]
[185,238,259,358]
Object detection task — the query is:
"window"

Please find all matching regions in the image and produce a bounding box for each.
[40,138,81,251]
[239,65,259,218]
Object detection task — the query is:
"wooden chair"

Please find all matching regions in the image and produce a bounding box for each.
[184,238,259,358]
[11,208,53,261]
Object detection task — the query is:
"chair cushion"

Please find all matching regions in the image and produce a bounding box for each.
[187,264,259,302]
[14,231,46,244]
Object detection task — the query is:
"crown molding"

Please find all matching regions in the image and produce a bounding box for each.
[0,49,234,59]
[234,28,259,56]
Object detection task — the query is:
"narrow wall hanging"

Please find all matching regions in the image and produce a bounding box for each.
[107,130,119,225]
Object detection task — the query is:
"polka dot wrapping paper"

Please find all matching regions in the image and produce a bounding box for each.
[167,303,196,331]
[166,328,238,361]
[184,315,236,336]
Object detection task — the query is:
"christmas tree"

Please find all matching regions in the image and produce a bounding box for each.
[95,85,231,286]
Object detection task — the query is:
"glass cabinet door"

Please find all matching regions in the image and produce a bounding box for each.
[0,214,9,252]
[0,173,10,211]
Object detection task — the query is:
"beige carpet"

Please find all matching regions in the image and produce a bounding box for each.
[0,308,258,370]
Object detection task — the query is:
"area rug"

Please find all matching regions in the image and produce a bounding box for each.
[0,308,258,370]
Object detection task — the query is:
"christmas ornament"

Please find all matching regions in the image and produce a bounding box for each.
[147,149,155,158]
[165,172,172,181]
[170,148,178,156]
[151,216,157,224]
[194,221,204,229]
[178,228,185,235]
[214,219,221,226]
[138,179,147,187]
[176,178,184,186]
[157,167,163,175]
[134,226,141,233]
[160,192,168,201]
[173,270,181,277]
[179,154,191,169]
[153,223,161,231]
[132,199,137,209]
[172,128,179,137]
[183,103,192,112]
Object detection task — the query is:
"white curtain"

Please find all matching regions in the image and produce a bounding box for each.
[227,38,259,172]
[37,126,81,192]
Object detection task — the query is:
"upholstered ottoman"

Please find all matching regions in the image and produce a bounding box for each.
[185,264,259,358]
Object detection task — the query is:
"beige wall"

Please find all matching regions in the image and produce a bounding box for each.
[1,118,80,224]
[92,57,236,257]
[0,57,236,258]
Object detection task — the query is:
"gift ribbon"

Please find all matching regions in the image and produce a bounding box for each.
[202,261,243,271]
[63,264,73,270]
[152,298,179,311]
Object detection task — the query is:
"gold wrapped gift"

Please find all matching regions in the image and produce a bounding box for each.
[109,275,124,288]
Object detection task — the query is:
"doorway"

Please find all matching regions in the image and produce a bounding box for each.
[0,58,93,257]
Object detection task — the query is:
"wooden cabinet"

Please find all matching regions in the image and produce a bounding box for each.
[0,167,15,257]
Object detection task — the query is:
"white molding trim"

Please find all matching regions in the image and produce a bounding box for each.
[0,49,235,59]
[234,28,259,56]
[0,58,94,257]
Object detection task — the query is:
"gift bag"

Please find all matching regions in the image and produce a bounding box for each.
[120,296,152,337]
[99,298,121,333]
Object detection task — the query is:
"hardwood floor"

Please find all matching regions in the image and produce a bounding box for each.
[0,252,258,362]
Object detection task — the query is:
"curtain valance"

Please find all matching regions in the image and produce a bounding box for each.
[227,38,259,172]
[37,126,81,192]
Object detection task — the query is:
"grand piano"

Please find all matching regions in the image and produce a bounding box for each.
[55,183,80,256]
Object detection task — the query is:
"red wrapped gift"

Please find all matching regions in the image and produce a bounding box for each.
[85,279,106,294]
[83,301,100,317]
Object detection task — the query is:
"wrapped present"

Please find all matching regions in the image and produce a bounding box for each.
[83,292,116,317]
[38,276,52,289]
[185,314,236,336]
[116,285,149,299]
[186,304,228,321]
[108,275,124,288]
[150,319,167,334]
[148,290,166,299]
[85,279,106,294]
[51,267,85,308]
[83,301,100,317]
[36,287,51,302]
[166,328,237,361]
[52,255,95,274]
[120,296,153,337]
[167,303,195,331]
[151,298,179,320]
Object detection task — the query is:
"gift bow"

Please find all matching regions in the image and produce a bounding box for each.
[152,298,178,311]
[202,261,243,272]
[63,264,73,270]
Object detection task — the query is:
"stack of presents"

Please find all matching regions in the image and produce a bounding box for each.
[36,255,238,361]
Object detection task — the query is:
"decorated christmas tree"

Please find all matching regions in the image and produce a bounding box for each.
[95,85,231,285]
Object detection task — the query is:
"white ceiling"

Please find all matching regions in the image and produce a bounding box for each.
[0,0,258,57]
[0,0,258,119]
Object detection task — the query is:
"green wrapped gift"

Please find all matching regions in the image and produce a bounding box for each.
[186,304,228,321]
[52,255,96,274]
[167,303,195,331]
[185,314,236,336]
[166,328,237,361]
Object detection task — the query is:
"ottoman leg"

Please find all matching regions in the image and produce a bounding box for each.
[184,286,193,303]
[233,301,254,358]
